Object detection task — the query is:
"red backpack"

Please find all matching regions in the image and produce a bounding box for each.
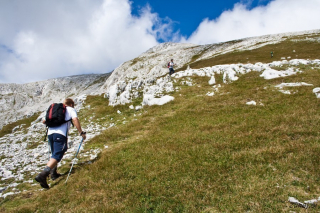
[45,103,71,127]
[43,103,73,141]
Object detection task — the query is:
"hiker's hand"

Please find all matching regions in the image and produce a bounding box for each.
[80,131,86,140]
[82,134,86,140]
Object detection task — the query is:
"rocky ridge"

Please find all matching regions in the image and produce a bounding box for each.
[0,73,111,130]
[101,29,320,106]
[1,29,320,198]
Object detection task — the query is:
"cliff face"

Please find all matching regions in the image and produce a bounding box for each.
[0,73,110,129]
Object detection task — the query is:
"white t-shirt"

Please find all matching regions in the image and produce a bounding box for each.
[48,106,77,137]
[169,61,174,68]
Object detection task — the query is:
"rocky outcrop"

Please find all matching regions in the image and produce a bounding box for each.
[100,29,320,106]
[1,29,320,199]
[0,73,111,129]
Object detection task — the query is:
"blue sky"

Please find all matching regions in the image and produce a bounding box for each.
[0,0,319,83]
[131,0,271,41]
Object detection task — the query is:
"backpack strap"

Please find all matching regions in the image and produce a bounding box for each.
[65,119,74,139]
[48,104,55,120]
[43,119,73,141]
[43,126,49,142]
[68,119,74,127]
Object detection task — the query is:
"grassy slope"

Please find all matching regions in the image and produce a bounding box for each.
[177,39,320,71]
[2,36,320,212]
[0,113,40,138]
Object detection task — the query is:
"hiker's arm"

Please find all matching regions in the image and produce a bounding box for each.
[72,117,86,140]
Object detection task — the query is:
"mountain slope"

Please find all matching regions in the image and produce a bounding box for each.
[0,73,111,129]
[1,29,320,211]
[100,29,320,105]
[4,60,320,212]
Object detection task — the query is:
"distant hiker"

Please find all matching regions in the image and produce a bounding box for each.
[271,51,274,58]
[168,59,175,75]
[35,98,86,189]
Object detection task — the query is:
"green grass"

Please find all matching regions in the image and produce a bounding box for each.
[77,94,147,151]
[177,39,320,71]
[86,73,111,88]
[0,113,41,138]
[2,66,320,212]
[2,34,320,212]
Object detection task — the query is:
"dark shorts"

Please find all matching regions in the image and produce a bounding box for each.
[48,133,68,162]
[169,68,175,75]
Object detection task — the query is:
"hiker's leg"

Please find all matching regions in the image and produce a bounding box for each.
[50,133,68,163]
[47,158,58,169]
[47,158,62,180]
[169,68,173,75]
[35,166,51,188]
[50,165,61,180]
[34,135,54,188]
[47,135,61,179]
[35,133,66,188]
[47,134,58,168]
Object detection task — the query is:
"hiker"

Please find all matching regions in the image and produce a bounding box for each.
[35,98,86,189]
[168,59,175,75]
[271,51,274,58]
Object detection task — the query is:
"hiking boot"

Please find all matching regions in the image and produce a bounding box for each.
[50,167,61,181]
[35,169,50,189]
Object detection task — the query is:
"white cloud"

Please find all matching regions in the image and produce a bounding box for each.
[1,0,319,83]
[182,0,320,44]
[0,0,168,83]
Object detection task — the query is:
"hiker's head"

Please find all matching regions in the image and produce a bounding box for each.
[64,98,74,108]
[171,59,173,61]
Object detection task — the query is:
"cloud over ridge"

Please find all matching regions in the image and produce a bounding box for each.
[0,0,319,83]
[182,0,320,44]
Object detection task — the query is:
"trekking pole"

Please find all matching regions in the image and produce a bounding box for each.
[65,137,84,184]
[47,139,52,161]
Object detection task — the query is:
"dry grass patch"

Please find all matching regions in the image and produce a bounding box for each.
[2,63,320,212]
[177,39,320,71]
[0,113,40,138]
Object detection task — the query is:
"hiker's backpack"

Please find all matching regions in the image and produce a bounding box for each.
[45,103,71,127]
[43,103,73,141]
[167,62,170,68]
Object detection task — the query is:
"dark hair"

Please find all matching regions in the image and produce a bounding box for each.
[64,98,74,107]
